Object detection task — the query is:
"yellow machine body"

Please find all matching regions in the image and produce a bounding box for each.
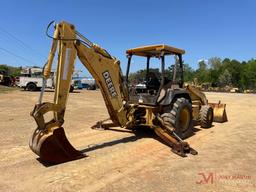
[29,21,226,164]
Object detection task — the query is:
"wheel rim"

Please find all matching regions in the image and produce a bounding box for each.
[179,107,190,132]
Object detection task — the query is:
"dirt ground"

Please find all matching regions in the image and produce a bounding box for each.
[0,89,255,192]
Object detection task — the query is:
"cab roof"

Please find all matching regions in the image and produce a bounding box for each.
[126,44,185,57]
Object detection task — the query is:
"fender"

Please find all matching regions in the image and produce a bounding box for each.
[158,88,191,106]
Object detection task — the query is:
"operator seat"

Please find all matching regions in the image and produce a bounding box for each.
[146,72,160,91]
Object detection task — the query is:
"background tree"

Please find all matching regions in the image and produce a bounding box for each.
[128,68,160,83]
[218,69,232,87]
[0,64,21,77]
[183,64,195,82]
[222,59,241,87]
[240,59,256,90]
[195,60,209,83]
[208,57,222,85]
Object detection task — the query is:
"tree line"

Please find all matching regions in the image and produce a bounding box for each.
[188,57,256,91]
[128,57,256,91]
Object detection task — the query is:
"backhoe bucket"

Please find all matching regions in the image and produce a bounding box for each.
[29,127,84,164]
[209,102,228,123]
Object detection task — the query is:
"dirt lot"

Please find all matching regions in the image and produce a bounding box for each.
[0,89,255,192]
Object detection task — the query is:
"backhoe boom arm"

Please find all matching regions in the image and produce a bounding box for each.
[30,21,129,163]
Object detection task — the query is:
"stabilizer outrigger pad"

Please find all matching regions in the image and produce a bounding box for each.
[29,127,85,164]
[154,127,198,157]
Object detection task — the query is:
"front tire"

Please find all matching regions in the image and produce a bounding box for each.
[199,105,213,128]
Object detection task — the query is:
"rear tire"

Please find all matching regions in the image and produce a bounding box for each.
[161,97,193,139]
[26,83,37,91]
[199,105,213,128]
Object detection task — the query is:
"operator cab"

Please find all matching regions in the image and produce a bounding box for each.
[125,44,185,105]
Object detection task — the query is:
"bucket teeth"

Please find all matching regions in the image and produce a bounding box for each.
[29,127,85,164]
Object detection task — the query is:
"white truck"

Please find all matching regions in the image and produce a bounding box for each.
[17,67,54,91]
[17,67,74,92]
[18,75,54,91]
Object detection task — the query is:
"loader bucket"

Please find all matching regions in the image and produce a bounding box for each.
[209,101,228,123]
[29,127,84,164]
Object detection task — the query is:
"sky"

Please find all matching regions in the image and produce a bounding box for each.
[0,0,255,76]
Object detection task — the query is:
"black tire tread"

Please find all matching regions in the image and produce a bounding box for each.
[199,105,213,128]
[26,83,37,91]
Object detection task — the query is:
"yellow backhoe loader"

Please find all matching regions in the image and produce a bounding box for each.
[29,21,227,164]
